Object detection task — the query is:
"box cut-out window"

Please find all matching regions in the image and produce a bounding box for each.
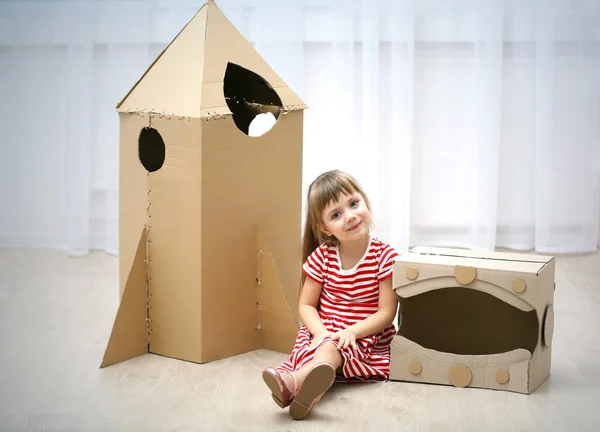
[397,288,539,355]
[138,127,166,173]
[223,62,282,137]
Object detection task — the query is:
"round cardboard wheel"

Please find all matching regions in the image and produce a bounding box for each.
[512,278,527,293]
[542,304,554,348]
[496,369,510,384]
[449,364,472,388]
[454,266,477,285]
[409,360,422,375]
[405,266,419,281]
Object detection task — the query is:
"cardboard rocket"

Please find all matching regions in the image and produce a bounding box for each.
[101,0,307,367]
[390,247,555,394]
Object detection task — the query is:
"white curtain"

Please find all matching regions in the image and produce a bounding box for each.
[1,0,599,256]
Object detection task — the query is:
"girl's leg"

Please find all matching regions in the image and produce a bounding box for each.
[281,342,343,390]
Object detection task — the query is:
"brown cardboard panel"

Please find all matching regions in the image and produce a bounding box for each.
[202,3,306,111]
[101,228,149,367]
[200,114,302,362]
[147,235,203,363]
[200,227,262,362]
[390,335,532,394]
[117,6,207,117]
[143,117,204,363]
[159,142,202,172]
[148,188,201,217]
[261,227,302,327]
[258,227,300,354]
[397,287,539,356]
[201,82,233,112]
[410,246,553,264]
[119,113,152,298]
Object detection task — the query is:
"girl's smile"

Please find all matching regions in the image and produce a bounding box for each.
[319,193,371,242]
[347,220,362,231]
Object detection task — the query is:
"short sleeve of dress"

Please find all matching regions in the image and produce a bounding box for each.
[302,244,327,284]
[378,244,399,282]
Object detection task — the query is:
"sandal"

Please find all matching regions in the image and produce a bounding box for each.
[289,363,335,420]
[262,367,298,408]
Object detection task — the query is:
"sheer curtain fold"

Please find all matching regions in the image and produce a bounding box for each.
[0,0,598,255]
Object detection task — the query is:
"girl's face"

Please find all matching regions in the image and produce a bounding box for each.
[319,192,371,243]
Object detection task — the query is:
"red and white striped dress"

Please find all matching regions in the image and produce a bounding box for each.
[276,237,399,382]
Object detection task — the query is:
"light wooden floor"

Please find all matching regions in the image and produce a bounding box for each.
[1,248,599,431]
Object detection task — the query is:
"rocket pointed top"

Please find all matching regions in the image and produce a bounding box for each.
[116,0,306,117]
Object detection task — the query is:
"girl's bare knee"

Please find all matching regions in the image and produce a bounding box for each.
[315,341,343,365]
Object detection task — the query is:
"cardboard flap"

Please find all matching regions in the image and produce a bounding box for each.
[257,226,299,354]
[390,335,532,393]
[409,246,553,265]
[392,335,532,365]
[392,262,537,311]
[101,228,149,367]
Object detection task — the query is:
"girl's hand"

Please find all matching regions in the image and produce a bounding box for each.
[332,328,358,354]
[310,331,333,348]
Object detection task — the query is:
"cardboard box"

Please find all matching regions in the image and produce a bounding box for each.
[101,0,307,368]
[390,247,555,394]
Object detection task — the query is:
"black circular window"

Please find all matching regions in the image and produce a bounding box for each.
[138,127,166,172]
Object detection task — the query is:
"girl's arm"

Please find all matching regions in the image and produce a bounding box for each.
[298,277,330,337]
[347,277,398,339]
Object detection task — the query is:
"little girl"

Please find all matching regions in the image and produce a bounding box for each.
[262,170,399,420]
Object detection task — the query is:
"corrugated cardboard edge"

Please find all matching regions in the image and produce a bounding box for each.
[257,224,300,354]
[409,246,553,264]
[100,228,149,367]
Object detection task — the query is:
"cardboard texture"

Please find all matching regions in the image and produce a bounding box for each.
[103,0,306,367]
[101,228,149,367]
[390,247,555,394]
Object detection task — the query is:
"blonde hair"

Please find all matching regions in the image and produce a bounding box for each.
[300,170,372,288]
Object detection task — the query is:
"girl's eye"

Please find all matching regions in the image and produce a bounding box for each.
[350,200,359,208]
[332,212,341,220]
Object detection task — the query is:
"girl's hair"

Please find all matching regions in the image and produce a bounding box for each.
[299,170,372,288]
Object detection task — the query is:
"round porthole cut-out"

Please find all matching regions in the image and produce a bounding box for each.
[138,127,166,173]
[542,304,554,348]
[223,62,283,137]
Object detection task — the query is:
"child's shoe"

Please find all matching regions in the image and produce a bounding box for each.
[262,367,298,408]
[289,363,335,420]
